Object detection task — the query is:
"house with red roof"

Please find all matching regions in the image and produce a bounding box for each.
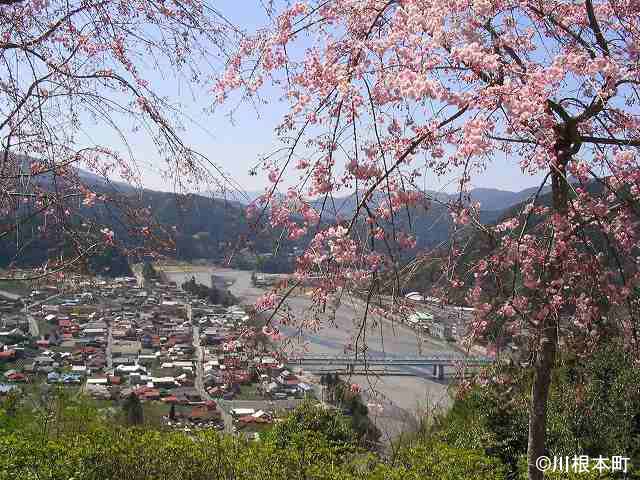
[0,350,16,362]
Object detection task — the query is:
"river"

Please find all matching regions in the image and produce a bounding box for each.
[163,266,458,439]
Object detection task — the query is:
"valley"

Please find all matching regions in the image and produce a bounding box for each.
[162,265,470,438]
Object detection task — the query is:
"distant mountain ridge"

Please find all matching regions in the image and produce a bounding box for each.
[9,152,136,195]
[232,185,551,215]
[12,152,550,214]
[1,153,555,276]
[462,186,552,211]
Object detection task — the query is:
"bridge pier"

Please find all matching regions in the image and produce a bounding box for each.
[432,364,444,380]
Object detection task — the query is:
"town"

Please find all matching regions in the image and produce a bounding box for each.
[0,261,508,446]
[0,268,317,437]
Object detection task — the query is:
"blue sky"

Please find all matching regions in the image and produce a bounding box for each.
[81,1,547,197]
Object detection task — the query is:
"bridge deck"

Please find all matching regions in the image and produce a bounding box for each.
[286,353,492,366]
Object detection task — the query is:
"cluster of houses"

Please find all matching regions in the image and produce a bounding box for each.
[404,293,472,341]
[0,270,316,432]
[230,408,273,433]
[251,273,290,288]
[0,297,29,370]
[405,310,461,340]
[403,293,524,358]
[166,401,223,431]
[194,304,311,401]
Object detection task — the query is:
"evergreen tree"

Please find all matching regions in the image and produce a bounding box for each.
[123,393,144,426]
[141,262,157,281]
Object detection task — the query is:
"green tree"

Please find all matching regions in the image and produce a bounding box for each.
[141,262,158,281]
[428,340,640,479]
[264,400,357,453]
[122,393,144,426]
[373,441,507,480]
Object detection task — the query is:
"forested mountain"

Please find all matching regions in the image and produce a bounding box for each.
[0,161,555,277]
[395,179,619,300]
[0,161,283,275]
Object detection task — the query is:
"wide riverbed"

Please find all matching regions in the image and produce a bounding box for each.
[163,266,458,437]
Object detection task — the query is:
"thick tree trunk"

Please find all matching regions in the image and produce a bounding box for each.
[527,317,558,480]
[527,144,569,480]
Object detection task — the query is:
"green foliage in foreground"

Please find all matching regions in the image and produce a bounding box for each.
[0,395,506,480]
[264,400,358,453]
[373,442,506,480]
[425,340,640,479]
[6,342,638,480]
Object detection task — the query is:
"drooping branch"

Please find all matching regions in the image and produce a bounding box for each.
[348,106,469,234]
[527,3,597,59]
[581,135,640,147]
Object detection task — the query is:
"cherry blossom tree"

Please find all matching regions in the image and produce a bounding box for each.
[216,1,640,478]
[0,0,235,280]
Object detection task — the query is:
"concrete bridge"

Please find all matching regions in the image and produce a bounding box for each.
[286,353,493,380]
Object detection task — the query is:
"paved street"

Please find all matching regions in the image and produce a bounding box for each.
[192,324,235,433]
[0,290,21,301]
[1,290,62,338]
[106,319,113,370]
[26,311,39,338]
[25,293,63,338]
[192,324,207,400]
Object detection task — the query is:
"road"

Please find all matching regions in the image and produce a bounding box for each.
[0,290,38,337]
[0,290,21,301]
[106,320,113,370]
[192,325,208,400]
[0,290,63,338]
[25,293,63,338]
[192,324,235,433]
[26,310,39,337]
